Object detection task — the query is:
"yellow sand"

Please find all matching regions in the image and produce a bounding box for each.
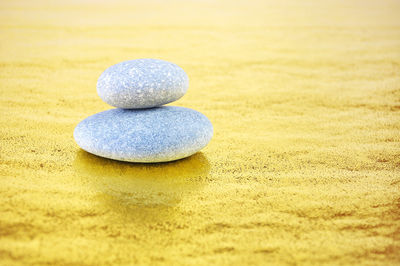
[0,0,399,265]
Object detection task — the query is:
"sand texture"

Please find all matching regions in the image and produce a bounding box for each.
[0,0,399,265]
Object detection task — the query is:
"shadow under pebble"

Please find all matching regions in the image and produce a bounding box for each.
[73,150,211,217]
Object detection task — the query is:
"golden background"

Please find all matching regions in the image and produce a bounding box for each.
[1,0,399,264]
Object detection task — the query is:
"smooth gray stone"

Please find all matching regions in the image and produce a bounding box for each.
[97,59,189,109]
[73,106,213,163]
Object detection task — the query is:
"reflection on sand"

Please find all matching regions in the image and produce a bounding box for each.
[73,150,210,211]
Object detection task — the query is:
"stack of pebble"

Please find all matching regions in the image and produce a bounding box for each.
[74,59,213,163]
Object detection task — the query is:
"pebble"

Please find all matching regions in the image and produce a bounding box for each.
[74,106,213,163]
[97,59,189,109]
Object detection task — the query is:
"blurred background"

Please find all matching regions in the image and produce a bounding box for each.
[0,0,399,265]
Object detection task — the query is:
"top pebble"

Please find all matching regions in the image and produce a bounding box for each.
[97,59,189,109]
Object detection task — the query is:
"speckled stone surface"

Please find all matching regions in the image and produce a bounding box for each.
[97,59,189,109]
[73,106,213,163]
